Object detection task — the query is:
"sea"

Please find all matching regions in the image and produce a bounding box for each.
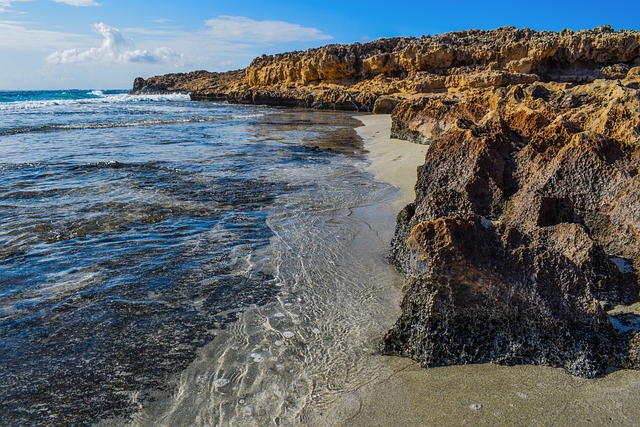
[0,90,404,426]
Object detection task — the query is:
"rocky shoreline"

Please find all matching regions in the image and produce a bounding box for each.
[384,75,640,378]
[132,26,640,378]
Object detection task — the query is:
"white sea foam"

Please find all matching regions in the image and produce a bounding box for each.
[233,113,266,119]
[0,92,191,111]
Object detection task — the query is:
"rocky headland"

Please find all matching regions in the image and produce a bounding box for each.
[132,26,640,378]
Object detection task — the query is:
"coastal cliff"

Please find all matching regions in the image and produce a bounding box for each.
[132,26,640,377]
[132,26,640,112]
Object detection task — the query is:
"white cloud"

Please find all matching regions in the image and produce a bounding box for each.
[0,20,88,49]
[0,15,334,89]
[0,0,31,13]
[52,0,100,6]
[204,15,332,43]
[44,16,332,68]
[46,22,184,64]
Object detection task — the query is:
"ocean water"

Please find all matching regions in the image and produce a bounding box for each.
[0,90,402,425]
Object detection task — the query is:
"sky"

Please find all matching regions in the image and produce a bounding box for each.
[0,0,638,90]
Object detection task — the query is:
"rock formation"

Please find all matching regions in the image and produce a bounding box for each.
[132,26,640,111]
[132,26,640,377]
[385,76,640,377]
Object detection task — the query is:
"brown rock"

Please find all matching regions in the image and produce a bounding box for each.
[131,27,640,112]
[372,97,398,114]
[386,76,640,378]
[385,214,622,377]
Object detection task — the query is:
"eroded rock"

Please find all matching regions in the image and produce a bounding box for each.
[385,74,640,378]
[131,27,640,112]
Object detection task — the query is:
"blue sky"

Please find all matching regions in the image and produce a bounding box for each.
[1,0,638,90]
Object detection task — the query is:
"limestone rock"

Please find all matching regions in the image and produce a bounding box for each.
[384,215,622,378]
[131,27,640,111]
[386,76,640,378]
[372,97,398,114]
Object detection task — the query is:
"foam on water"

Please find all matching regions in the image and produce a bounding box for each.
[0,90,191,110]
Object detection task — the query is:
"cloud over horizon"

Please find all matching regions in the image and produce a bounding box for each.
[52,0,101,6]
[46,22,184,64]
[0,20,87,50]
[2,13,335,89]
[45,16,333,68]
[0,0,31,13]
[204,15,332,43]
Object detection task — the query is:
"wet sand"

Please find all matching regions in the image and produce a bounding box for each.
[335,114,640,427]
[355,114,429,212]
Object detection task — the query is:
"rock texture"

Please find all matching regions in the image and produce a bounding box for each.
[132,26,640,111]
[132,26,640,377]
[385,71,640,378]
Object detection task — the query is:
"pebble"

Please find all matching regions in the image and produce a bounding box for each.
[272,384,284,397]
[250,353,265,363]
[212,378,230,387]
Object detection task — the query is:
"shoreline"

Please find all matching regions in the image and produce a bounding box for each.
[319,113,640,427]
[354,114,429,213]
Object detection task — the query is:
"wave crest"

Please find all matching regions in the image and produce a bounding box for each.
[0,92,191,111]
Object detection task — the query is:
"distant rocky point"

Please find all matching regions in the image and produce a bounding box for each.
[132,26,640,377]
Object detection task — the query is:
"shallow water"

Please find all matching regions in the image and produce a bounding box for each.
[0,92,402,425]
[123,164,403,427]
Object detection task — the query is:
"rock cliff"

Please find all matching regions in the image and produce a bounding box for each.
[132,26,640,377]
[385,76,640,377]
[132,26,640,111]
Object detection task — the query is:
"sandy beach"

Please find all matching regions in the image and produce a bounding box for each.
[329,114,640,427]
[355,114,429,212]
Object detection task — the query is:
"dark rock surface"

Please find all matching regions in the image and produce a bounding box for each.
[385,76,640,378]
